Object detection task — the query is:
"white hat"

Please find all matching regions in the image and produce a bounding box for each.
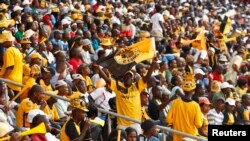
[22,0,31,5]
[225,98,236,106]
[55,80,68,88]
[183,3,190,7]
[24,29,35,39]
[62,19,71,25]
[219,55,228,62]
[221,82,234,89]
[0,122,10,137]
[82,39,91,46]
[208,47,215,53]
[13,5,23,11]
[194,68,205,75]
[246,44,250,49]
[27,109,48,123]
[72,74,84,80]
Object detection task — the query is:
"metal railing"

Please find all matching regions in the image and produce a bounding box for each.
[0,78,207,141]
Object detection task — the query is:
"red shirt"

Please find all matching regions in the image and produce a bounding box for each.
[69,58,83,73]
[30,134,48,141]
[209,71,223,83]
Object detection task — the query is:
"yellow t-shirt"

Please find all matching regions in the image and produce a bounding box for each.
[20,77,36,101]
[235,87,248,98]
[83,76,93,86]
[141,106,151,122]
[43,104,60,121]
[227,113,235,125]
[110,79,147,126]
[243,109,249,121]
[201,114,208,136]
[166,99,203,141]
[60,118,81,141]
[39,79,53,91]
[16,98,38,127]
[0,47,23,91]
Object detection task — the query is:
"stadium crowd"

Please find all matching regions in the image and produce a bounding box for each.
[0,0,250,141]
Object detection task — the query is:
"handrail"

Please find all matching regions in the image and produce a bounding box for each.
[0,78,207,141]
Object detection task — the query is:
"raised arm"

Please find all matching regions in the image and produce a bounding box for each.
[142,59,157,83]
[94,65,111,85]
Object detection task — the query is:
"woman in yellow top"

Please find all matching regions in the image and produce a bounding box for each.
[166,80,203,141]
[0,31,23,92]
[39,67,54,92]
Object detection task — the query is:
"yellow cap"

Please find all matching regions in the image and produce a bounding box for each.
[139,31,150,39]
[0,3,8,10]
[70,98,89,112]
[30,53,42,60]
[0,20,15,28]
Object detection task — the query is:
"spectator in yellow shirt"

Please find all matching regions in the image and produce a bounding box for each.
[0,31,23,93]
[16,85,46,128]
[167,80,203,141]
[94,59,156,134]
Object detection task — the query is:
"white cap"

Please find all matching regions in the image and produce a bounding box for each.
[183,3,190,7]
[208,47,215,53]
[194,68,205,75]
[219,55,228,62]
[226,98,236,106]
[246,44,250,49]
[0,122,10,137]
[61,19,71,25]
[13,5,23,11]
[55,80,68,88]
[24,29,35,39]
[72,74,83,80]
[82,39,91,46]
[221,82,234,89]
[22,0,31,5]
[27,109,47,123]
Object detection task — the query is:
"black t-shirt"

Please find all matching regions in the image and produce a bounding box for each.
[65,118,92,141]
[148,99,160,120]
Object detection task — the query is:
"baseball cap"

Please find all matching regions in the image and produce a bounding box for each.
[221,82,234,89]
[124,71,134,77]
[13,5,23,11]
[225,98,236,106]
[72,74,84,80]
[70,99,89,112]
[216,96,225,102]
[55,80,68,88]
[199,97,211,105]
[82,39,91,46]
[194,68,205,75]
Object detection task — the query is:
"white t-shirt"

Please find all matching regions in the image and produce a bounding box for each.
[90,87,115,111]
[150,13,164,32]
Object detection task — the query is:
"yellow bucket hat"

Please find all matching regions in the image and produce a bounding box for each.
[181,81,196,91]
[0,20,15,28]
[0,30,15,43]
[70,98,89,112]
[30,53,43,60]
[211,81,221,92]
[100,38,113,46]
[139,31,150,39]
[20,38,31,44]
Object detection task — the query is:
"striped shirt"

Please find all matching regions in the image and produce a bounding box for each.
[207,109,224,125]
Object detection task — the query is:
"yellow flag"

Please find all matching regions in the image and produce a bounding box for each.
[114,38,156,65]
[191,30,206,50]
